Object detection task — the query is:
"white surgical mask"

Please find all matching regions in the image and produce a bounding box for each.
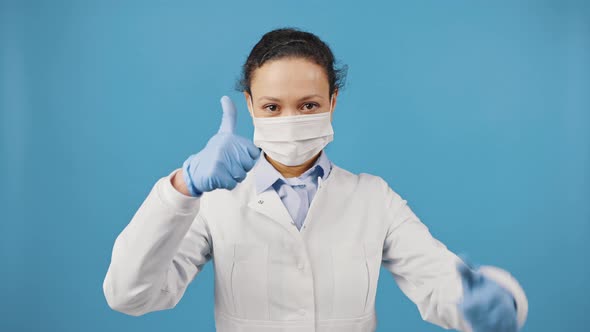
[250,97,334,166]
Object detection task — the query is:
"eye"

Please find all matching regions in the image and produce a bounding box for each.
[302,102,319,111]
[263,104,279,112]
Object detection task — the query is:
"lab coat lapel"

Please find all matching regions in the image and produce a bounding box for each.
[247,189,302,238]
[247,154,302,237]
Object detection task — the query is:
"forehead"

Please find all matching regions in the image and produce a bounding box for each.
[250,57,330,98]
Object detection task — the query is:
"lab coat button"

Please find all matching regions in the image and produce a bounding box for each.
[297,262,305,270]
[298,309,306,316]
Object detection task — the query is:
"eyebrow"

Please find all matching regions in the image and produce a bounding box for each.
[257,94,324,103]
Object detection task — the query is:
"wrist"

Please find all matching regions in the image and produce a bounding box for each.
[180,160,203,197]
[170,169,192,196]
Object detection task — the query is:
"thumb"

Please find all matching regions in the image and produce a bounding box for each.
[218,95,237,134]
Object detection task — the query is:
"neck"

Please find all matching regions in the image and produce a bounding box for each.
[266,152,322,178]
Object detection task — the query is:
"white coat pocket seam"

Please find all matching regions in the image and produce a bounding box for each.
[230,243,269,319]
[229,258,237,314]
[363,257,370,312]
[363,241,382,313]
[331,243,369,317]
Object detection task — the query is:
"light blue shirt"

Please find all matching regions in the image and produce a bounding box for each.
[254,150,333,231]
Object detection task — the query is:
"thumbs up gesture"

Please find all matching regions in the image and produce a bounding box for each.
[456,255,518,332]
[181,96,261,196]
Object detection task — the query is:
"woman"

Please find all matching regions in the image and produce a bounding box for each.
[103,28,528,332]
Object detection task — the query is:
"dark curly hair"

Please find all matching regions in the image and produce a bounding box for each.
[235,27,348,97]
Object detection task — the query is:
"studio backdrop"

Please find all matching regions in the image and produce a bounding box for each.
[1,1,588,331]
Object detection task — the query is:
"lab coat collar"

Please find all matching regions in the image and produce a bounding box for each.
[248,152,338,237]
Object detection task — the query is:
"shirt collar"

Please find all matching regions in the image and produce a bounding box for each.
[254,150,332,194]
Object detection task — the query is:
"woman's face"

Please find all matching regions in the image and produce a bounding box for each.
[244,57,338,119]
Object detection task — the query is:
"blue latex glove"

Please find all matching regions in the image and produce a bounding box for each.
[457,255,518,332]
[182,96,261,196]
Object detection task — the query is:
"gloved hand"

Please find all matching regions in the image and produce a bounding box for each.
[457,255,518,332]
[182,96,261,196]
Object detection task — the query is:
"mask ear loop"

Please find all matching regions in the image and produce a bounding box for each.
[249,96,257,118]
[317,94,334,186]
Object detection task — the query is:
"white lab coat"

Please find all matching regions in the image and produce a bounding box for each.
[103,162,528,332]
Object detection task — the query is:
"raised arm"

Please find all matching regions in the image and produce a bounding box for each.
[103,96,260,316]
[103,168,212,316]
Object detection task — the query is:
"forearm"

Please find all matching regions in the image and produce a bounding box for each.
[103,169,201,314]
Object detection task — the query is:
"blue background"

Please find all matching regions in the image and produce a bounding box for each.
[1,1,588,331]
